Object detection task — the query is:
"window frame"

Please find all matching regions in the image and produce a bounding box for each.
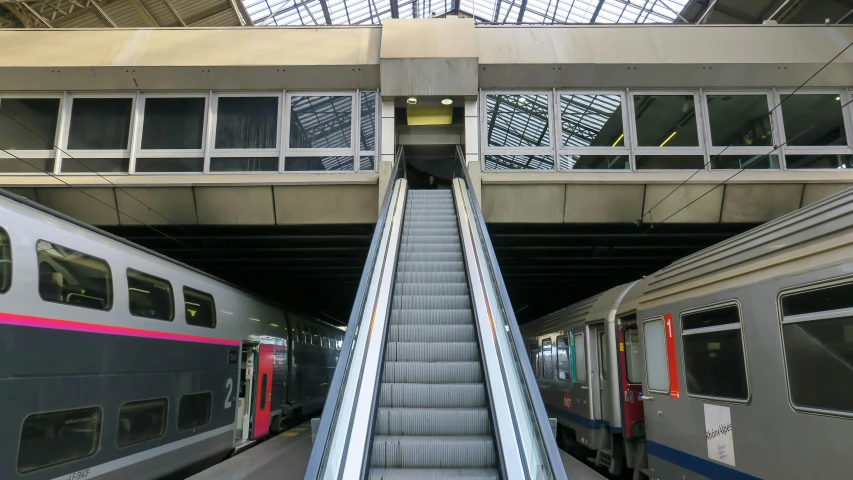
[356,90,379,172]
[555,89,632,172]
[126,268,175,322]
[700,90,781,170]
[57,93,138,175]
[36,239,113,311]
[679,300,751,404]
[480,90,558,172]
[641,315,670,394]
[131,92,210,175]
[628,90,707,171]
[177,391,213,432]
[0,93,63,175]
[206,92,283,174]
[778,277,853,418]
[283,91,358,173]
[116,397,168,448]
[182,286,216,329]
[775,88,853,171]
[17,405,103,473]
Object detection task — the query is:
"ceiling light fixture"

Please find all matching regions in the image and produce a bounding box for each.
[407,97,418,105]
[441,98,453,105]
[660,131,677,147]
[611,133,624,147]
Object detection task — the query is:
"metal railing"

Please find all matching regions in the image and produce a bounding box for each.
[304,147,407,480]
[453,145,568,480]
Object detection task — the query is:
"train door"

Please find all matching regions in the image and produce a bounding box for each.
[569,327,593,446]
[619,323,645,439]
[236,342,257,445]
[253,344,275,439]
[592,325,611,424]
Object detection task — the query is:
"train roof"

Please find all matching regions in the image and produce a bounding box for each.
[638,186,853,310]
[0,188,343,330]
[522,282,636,337]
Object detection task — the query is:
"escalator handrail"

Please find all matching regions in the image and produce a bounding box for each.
[454,146,568,480]
[304,149,405,480]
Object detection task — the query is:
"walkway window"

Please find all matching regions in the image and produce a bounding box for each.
[0,96,59,173]
[632,92,705,170]
[18,407,102,473]
[62,96,134,173]
[558,93,629,171]
[704,92,779,170]
[482,92,555,170]
[210,94,281,173]
[359,91,378,171]
[37,240,112,310]
[780,92,853,169]
[284,93,360,172]
[681,304,749,401]
[781,281,853,415]
[134,95,207,173]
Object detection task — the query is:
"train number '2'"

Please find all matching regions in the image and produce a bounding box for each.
[224,378,233,409]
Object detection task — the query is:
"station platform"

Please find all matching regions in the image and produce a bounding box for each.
[188,422,604,480]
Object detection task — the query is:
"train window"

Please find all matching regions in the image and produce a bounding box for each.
[781,282,853,414]
[260,374,268,411]
[127,269,174,321]
[183,287,216,328]
[0,227,10,293]
[531,347,540,377]
[624,328,643,384]
[598,331,608,380]
[311,327,320,345]
[321,332,328,348]
[541,339,554,378]
[336,334,343,350]
[573,333,587,383]
[17,406,102,474]
[178,392,212,431]
[117,398,167,447]
[642,317,669,392]
[681,304,748,401]
[37,240,112,310]
[556,336,570,381]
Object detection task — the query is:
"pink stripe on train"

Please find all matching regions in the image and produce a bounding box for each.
[0,312,241,346]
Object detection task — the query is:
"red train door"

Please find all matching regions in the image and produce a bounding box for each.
[253,344,275,439]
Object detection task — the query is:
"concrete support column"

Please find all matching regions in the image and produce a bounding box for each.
[464,98,482,202]
[378,97,396,209]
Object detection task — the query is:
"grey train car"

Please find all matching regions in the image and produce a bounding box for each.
[523,187,853,480]
[0,192,341,480]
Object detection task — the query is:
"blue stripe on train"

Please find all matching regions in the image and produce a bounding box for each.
[647,441,762,480]
[544,404,622,434]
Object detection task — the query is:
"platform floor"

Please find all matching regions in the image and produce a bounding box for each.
[186,422,313,480]
[188,422,603,480]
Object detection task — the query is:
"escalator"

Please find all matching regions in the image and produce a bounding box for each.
[305,147,566,480]
[370,189,498,478]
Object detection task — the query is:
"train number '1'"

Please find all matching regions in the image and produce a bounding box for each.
[66,469,90,479]
[224,378,233,409]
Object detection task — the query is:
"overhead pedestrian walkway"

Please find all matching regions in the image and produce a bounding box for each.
[304,147,568,480]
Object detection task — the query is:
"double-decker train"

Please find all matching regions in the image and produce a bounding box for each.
[0,191,341,480]
[523,187,853,479]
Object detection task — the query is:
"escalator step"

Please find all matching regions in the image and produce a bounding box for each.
[401,236,460,245]
[389,309,473,325]
[399,244,462,254]
[391,295,471,310]
[397,261,466,273]
[385,342,480,362]
[395,272,467,284]
[368,468,500,480]
[370,436,497,468]
[394,283,468,296]
[382,361,483,383]
[374,408,492,436]
[398,252,463,263]
[378,383,488,408]
[387,325,476,343]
